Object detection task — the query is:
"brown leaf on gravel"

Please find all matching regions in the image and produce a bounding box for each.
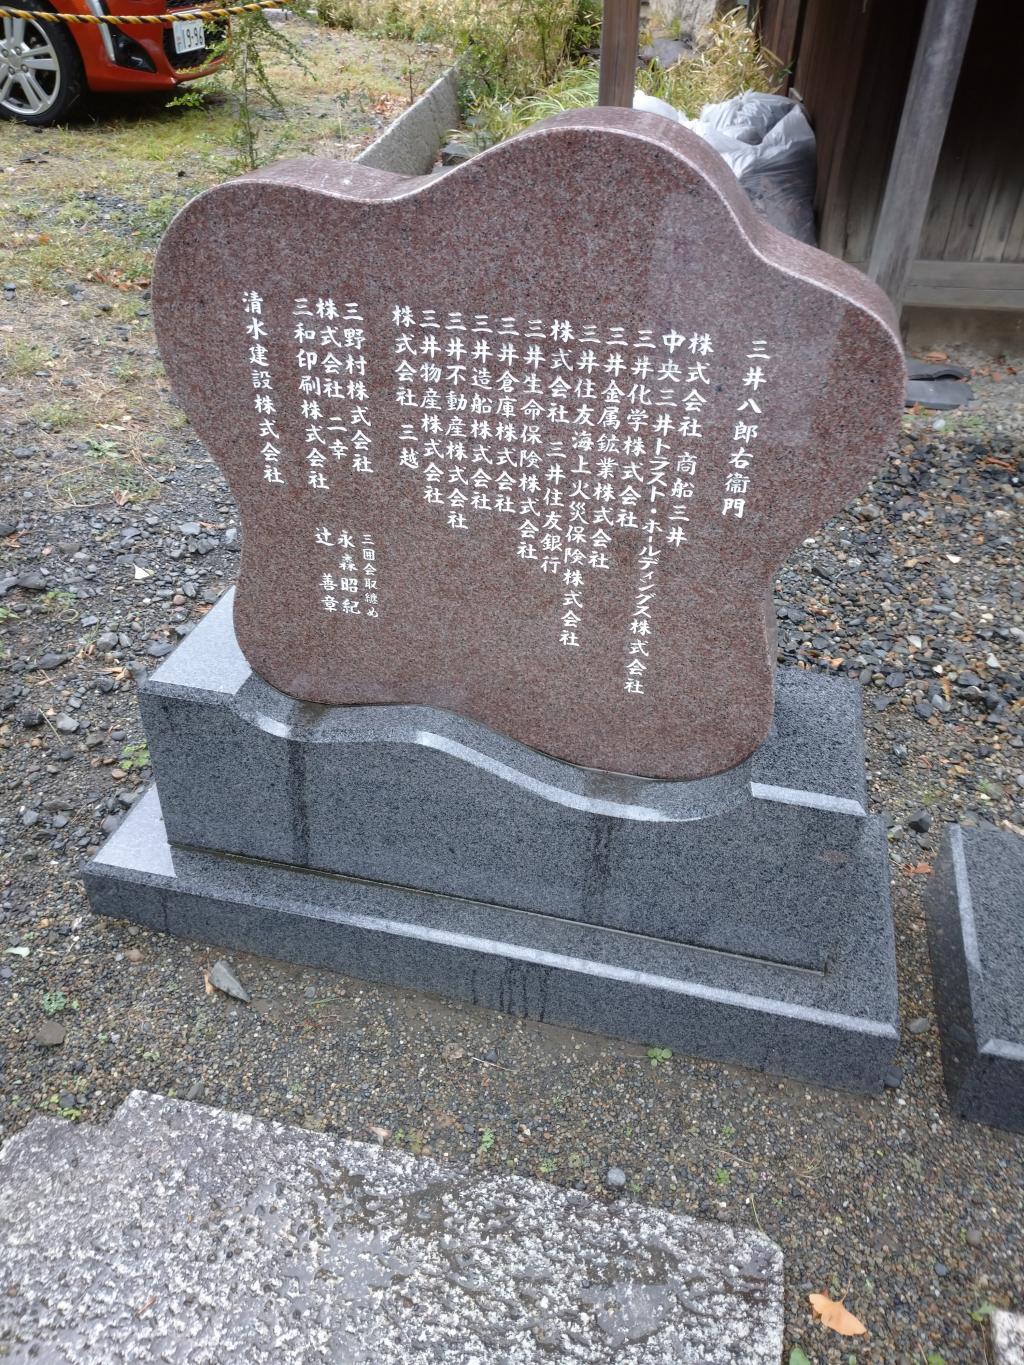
[809,1292,867,1336]
[202,970,214,996]
[906,862,933,876]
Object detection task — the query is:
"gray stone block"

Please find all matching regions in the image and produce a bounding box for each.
[356,63,460,176]
[85,786,898,1092]
[140,593,881,975]
[0,1090,784,1363]
[83,593,899,1092]
[925,824,1024,1133]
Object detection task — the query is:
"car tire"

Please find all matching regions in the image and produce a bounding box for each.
[0,2,85,125]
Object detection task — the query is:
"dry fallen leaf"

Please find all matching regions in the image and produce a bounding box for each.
[202,970,214,996]
[809,1292,867,1336]
[906,862,933,876]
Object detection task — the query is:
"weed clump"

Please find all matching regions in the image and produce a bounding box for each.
[314,0,601,112]
[444,7,786,151]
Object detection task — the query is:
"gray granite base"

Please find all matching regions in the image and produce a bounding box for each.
[83,592,900,1092]
[925,824,1024,1133]
[138,592,888,976]
[85,779,898,1091]
[0,1090,784,1363]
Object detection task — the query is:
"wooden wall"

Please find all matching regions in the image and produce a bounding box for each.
[756,0,1024,311]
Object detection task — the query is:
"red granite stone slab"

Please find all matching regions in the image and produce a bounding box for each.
[152,108,904,780]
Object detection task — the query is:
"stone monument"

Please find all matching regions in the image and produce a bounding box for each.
[84,109,906,1091]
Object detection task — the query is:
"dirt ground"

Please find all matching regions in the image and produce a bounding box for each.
[1,50,1023,1364]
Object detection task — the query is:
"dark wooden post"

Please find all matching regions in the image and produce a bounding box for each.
[867,0,976,316]
[598,0,641,107]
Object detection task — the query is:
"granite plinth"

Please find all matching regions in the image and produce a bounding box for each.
[138,592,884,977]
[925,824,1024,1133]
[85,599,899,1091]
[153,107,904,781]
[85,796,897,1090]
[0,1091,784,1363]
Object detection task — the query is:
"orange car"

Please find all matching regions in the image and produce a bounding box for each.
[0,0,223,124]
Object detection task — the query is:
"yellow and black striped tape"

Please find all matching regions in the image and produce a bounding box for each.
[0,0,278,26]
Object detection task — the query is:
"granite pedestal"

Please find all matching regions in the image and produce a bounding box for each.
[925,824,1024,1133]
[84,593,900,1092]
[0,1091,783,1362]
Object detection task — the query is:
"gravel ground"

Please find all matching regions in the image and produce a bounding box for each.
[2,112,1023,1363]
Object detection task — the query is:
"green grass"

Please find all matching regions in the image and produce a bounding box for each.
[30,400,81,432]
[1,339,49,377]
[47,437,170,508]
[0,18,448,295]
[119,742,151,772]
[450,7,785,151]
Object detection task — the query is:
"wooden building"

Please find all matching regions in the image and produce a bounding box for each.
[756,0,1024,346]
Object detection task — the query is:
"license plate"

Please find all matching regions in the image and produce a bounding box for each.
[172,18,206,54]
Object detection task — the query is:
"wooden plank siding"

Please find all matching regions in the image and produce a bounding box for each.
[757,0,805,84]
[756,0,1024,311]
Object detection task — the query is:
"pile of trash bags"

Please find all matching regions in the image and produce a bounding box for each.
[633,89,818,245]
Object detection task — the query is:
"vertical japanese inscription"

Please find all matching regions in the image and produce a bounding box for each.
[722,337,771,521]
[389,306,727,694]
[293,297,374,491]
[237,296,777,692]
[242,290,285,488]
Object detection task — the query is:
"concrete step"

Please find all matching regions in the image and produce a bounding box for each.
[0,1090,783,1363]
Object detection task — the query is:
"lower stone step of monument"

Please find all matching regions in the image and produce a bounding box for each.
[85,784,898,1093]
[0,1090,784,1363]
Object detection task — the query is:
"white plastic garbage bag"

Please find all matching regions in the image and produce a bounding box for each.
[632,87,818,244]
[632,90,683,124]
[684,91,817,244]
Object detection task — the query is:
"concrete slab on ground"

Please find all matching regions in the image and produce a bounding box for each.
[0,1091,784,1363]
[994,1312,1024,1365]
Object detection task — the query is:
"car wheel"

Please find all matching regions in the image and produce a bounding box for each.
[0,4,85,125]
